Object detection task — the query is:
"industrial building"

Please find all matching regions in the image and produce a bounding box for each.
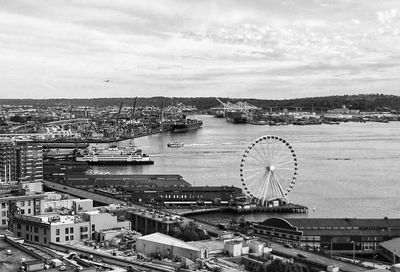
[42,172,191,190]
[129,208,191,235]
[252,217,400,253]
[97,184,243,206]
[136,232,206,261]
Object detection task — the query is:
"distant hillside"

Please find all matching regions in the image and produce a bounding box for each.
[1,94,399,112]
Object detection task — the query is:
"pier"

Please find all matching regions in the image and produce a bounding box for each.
[235,203,308,214]
[174,203,308,216]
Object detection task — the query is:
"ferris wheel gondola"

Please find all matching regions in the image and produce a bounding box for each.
[240,135,298,206]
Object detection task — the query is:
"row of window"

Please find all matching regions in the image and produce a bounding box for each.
[15,232,47,244]
[254,228,300,240]
[56,227,74,235]
[1,200,34,209]
[56,235,74,242]
[298,226,400,231]
[16,224,46,234]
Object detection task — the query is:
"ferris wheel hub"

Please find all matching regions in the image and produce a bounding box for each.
[268,165,275,171]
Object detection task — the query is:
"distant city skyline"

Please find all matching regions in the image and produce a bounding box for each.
[1,0,400,99]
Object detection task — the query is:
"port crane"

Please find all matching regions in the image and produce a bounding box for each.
[115,101,123,136]
[215,98,260,118]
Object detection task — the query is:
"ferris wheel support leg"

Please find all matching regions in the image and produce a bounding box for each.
[272,171,286,199]
[261,171,271,207]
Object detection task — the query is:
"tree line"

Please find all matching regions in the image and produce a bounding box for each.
[1,94,399,112]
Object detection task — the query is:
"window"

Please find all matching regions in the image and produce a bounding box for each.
[44,228,47,235]
[21,209,25,215]
[28,209,31,214]
[1,203,5,209]
[65,236,69,241]
[34,226,39,233]
[70,235,74,241]
[1,219,6,225]
[1,211,6,217]
[70,227,74,234]
[56,237,60,242]
[80,234,88,239]
[26,234,29,240]
[20,201,25,207]
[92,224,95,231]
[34,236,39,242]
[26,225,29,231]
[65,228,69,234]
[17,223,21,229]
[28,201,31,206]
[44,238,47,244]
[17,232,21,237]
[56,229,60,235]
[80,226,88,232]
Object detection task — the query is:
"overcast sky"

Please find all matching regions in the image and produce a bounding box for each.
[1,0,400,99]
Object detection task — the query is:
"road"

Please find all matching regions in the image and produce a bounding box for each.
[270,242,370,272]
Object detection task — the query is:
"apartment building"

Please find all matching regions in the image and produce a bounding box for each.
[11,210,131,245]
[0,138,43,183]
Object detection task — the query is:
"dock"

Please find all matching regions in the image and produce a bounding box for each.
[174,203,308,216]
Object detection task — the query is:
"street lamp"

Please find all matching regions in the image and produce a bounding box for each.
[393,249,396,265]
[373,254,378,268]
[351,241,355,263]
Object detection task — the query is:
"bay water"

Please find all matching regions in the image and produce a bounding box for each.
[92,115,400,223]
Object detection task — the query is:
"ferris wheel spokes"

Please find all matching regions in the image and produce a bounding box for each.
[252,144,269,164]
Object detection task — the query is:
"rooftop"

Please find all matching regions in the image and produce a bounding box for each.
[380,238,400,257]
[129,209,190,224]
[14,214,84,225]
[259,217,400,230]
[138,232,201,251]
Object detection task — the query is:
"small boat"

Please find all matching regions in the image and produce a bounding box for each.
[167,141,184,148]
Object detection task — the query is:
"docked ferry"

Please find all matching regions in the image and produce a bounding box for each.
[76,145,154,165]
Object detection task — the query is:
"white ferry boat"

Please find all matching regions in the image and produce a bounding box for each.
[167,141,184,148]
[76,145,154,165]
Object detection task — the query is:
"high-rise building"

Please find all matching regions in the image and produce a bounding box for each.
[16,141,43,182]
[0,138,43,183]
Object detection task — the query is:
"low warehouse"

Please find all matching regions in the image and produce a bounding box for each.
[136,232,206,261]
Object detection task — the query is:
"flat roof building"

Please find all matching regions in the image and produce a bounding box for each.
[253,217,400,254]
[136,232,206,261]
[129,209,191,235]
[11,209,131,246]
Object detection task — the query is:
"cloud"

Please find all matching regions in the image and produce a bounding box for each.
[377,9,397,25]
[0,0,400,99]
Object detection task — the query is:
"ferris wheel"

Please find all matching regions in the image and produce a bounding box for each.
[240,135,298,206]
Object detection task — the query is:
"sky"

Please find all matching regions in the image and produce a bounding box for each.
[1,0,400,99]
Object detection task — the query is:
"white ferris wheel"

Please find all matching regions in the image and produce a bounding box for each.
[240,135,298,206]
